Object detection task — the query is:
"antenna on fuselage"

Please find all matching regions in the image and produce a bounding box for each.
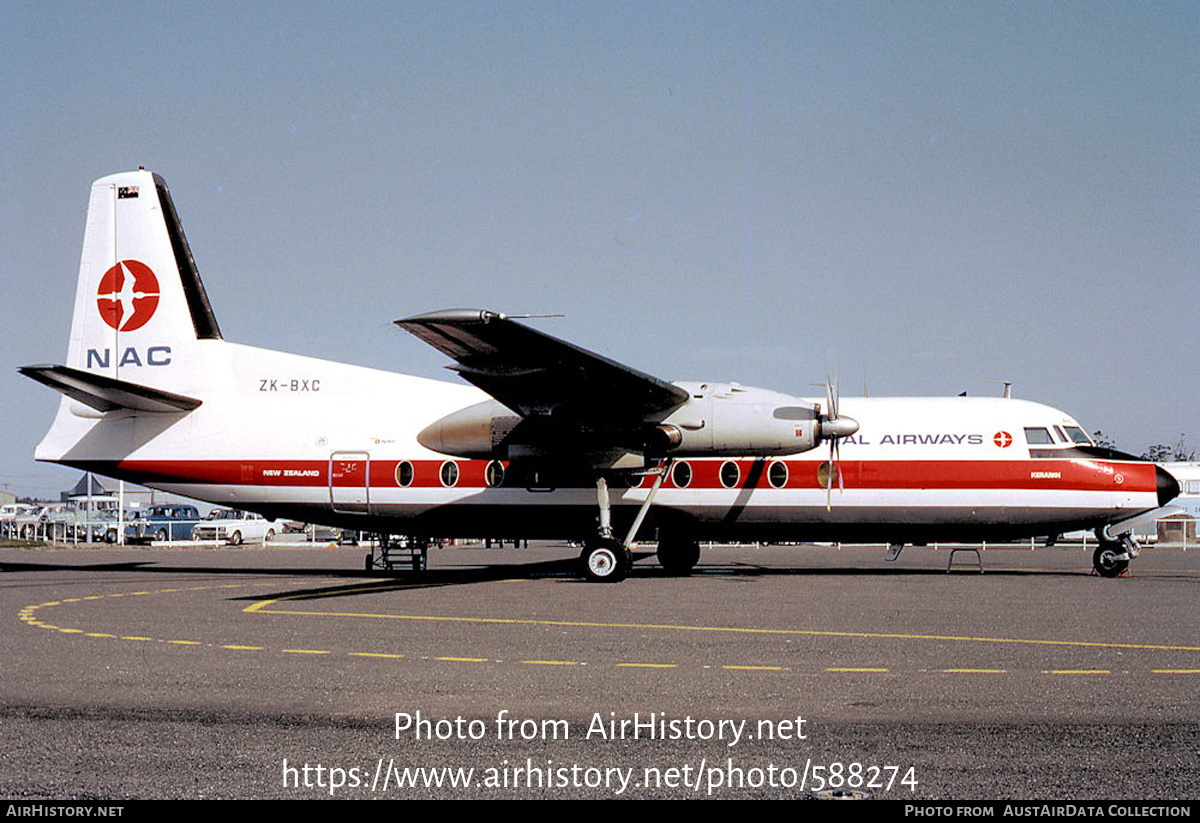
[984,379,1014,399]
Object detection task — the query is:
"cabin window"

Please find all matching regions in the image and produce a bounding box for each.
[395,461,414,487]
[719,461,740,489]
[439,461,459,487]
[768,461,789,489]
[485,460,505,488]
[1023,427,1053,445]
[671,461,692,489]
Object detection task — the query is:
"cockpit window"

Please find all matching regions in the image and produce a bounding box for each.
[1023,427,1053,445]
[1063,426,1092,445]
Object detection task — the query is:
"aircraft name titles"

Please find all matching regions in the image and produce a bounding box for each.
[841,433,987,447]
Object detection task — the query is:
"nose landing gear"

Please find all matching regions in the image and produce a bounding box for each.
[1092,534,1137,578]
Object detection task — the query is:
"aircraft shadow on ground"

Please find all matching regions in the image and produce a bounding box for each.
[0,552,1091,605]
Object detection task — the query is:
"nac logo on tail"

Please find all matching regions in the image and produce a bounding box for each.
[96,260,160,331]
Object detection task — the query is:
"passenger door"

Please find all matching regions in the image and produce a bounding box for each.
[330,452,370,514]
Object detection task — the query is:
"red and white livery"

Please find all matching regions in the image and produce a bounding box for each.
[22,171,1180,580]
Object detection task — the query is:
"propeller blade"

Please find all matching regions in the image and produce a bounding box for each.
[822,366,852,511]
[825,449,833,512]
[832,366,840,419]
[836,438,844,492]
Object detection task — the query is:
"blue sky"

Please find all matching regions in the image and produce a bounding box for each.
[2,1,1196,497]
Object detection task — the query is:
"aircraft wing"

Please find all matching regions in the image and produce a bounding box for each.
[395,309,689,423]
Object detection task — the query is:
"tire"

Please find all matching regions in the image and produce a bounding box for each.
[657,536,701,575]
[579,539,629,583]
[105,529,117,544]
[230,530,243,546]
[1093,543,1129,578]
[265,529,275,543]
[155,528,167,542]
[364,553,373,571]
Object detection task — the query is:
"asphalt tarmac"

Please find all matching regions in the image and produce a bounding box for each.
[1,541,1197,799]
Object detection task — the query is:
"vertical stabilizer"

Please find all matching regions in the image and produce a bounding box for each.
[65,170,221,395]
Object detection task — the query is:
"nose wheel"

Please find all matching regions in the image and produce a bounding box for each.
[1092,537,1134,578]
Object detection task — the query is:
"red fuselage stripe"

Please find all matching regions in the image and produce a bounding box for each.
[105,458,1157,493]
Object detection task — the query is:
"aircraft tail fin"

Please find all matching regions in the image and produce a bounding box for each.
[55,169,222,392]
[24,171,225,463]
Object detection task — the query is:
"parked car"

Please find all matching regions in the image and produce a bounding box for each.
[1,504,35,538]
[13,506,49,540]
[87,510,122,543]
[191,509,278,544]
[125,505,201,542]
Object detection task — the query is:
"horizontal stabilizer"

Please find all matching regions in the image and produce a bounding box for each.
[19,364,202,413]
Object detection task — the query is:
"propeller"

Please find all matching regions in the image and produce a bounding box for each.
[818,368,859,511]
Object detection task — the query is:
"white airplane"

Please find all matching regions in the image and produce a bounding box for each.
[21,170,1180,581]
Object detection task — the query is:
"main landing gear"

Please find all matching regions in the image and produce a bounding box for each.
[578,533,702,581]
[579,536,631,583]
[1092,533,1138,578]
[656,534,701,576]
[579,464,688,582]
[578,476,632,582]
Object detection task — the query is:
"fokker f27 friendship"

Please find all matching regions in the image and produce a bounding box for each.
[21,171,1180,581]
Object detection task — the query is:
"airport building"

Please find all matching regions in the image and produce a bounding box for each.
[1159,462,1199,546]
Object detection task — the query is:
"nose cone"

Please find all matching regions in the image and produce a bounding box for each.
[820,415,859,440]
[1156,464,1181,507]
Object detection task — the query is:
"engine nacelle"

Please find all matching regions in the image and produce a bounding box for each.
[654,382,824,456]
[417,383,852,460]
[417,400,521,459]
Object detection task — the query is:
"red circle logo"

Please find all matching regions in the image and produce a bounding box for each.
[96,260,160,331]
[993,431,1013,448]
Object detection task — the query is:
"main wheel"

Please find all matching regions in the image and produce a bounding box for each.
[657,536,701,575]
[579,539,629,583]
[1093,542,1129,578]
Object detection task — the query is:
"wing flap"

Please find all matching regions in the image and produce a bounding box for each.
[19,364,202,413]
